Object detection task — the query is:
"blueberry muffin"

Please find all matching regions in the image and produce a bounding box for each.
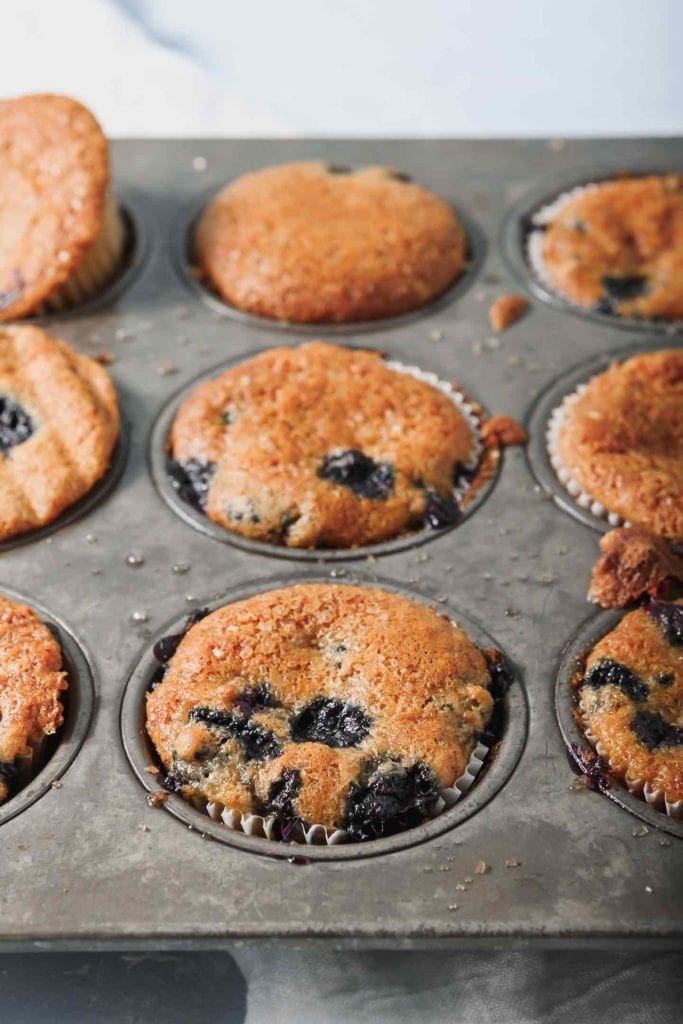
[548,349,683,541]
[193,161,467,323]
[0,593,67,803]
[0,93,125,320]
[146,583,499,841]
[529,174,683,320]
[0,324,120,541]
[578,599,682,812]
[167,342,478,549]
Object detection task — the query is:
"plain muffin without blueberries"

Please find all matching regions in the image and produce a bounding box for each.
[194,161,467,323]
[0,93,125,320]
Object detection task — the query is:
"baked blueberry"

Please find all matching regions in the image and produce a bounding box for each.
[343,761,440,841]
[646,598,683,646]
[291,697,371,748]
[422,489,462,529]
[167,458,215,512]
[583,658,649,702]
[0,396,34,454]
[630,710,683,751]
[318,450,394,500]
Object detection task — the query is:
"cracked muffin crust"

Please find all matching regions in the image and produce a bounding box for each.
[578,599,683,810]
[0,93,124,320]
[146,583,496,841]
[193,161,467,323]
[0,593,66,803]
[550,349,683,541]
[0,325,120,541]
[531,174,683,320]
[167,342,477,549]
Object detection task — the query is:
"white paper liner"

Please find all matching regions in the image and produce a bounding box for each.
[582,719,682,820]
[194,739,491,847]
[545,380,629,530]
[385,359,483,502]
[526,182,601,302]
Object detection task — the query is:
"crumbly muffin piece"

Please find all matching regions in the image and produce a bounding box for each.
[0,325,120,541]
[0,594,67,802]
[533,174,683,320]
[0,93,124,320]
[488,294,529,332]
[578,599,682,809]
[588,527,683,609]
[146,584,496,841]
[194,162,467,323]
[552,349,683,541]
[167,342,476,549]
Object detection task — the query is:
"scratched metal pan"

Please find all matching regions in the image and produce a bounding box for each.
[0,138,680,953]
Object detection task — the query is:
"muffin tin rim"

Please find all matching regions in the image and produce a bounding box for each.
[554,605,683,840]
[501,160,683,336]
[172,178,487,335]
[524,339,682,537]
[149,343,502,562]
[0,584,95,828]
[0,419,130,554]
[119,570,529,863]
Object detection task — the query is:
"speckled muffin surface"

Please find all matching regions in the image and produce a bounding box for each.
[194,161,467,323]
[552,349,683,541]
[0,593,66,803]
[167,342,476,549]
[533,174,683,320]
[146,583,496,841]
[579,599,683,809]
[0,93,121,320]
[0,325,120,541]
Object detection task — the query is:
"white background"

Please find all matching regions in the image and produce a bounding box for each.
[2,0,681,137]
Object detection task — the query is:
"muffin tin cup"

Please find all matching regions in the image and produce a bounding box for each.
[555,607,683,840]
[120,572,528,862]
[174,185,486,335]
[150,350,499,562]
[0,587,95,828]
[502,163,683,336]
[525,341,671,536]
[0,421,130,554]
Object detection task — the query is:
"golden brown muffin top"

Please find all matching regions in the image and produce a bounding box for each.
[555,349,683,541]
[168,342,475,549]
[579,600,683,805]
[146,583,495,837]
[0,593,66,802]
[0,325,120,541]
[537,174,683,320]
[0,94,110,320]
[194,161,467,323]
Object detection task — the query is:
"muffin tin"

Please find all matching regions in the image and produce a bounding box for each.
[0,138,680,951]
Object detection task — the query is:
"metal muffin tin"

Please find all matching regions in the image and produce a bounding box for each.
[0,138,681,952]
